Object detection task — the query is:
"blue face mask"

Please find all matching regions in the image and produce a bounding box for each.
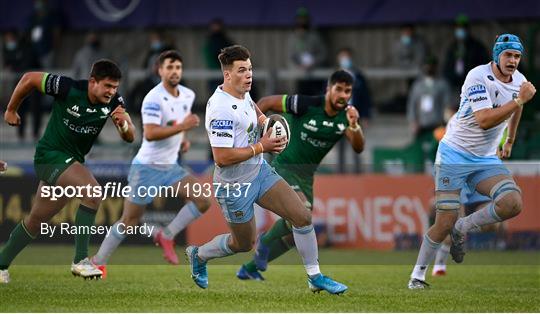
[455,28,467,40]
[400,35,412,46]
[6,41,17,50]
[151,41,162,51]
[339,57,352,69]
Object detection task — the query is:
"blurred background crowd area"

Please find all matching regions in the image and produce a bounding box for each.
[1,0,540,174]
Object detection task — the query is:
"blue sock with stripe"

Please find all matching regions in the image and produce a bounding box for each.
[411,234,441,281]
[292,224,320,276]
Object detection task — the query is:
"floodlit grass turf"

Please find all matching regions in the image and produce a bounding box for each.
[0,245,538,312]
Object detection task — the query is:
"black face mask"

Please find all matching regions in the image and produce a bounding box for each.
[297,22,309,30]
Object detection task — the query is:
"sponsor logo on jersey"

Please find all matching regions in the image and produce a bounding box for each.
[45,74,61,95]
[232,105,237,110]
[210,119,233,130]
[212,130,233,138]
[302,123,318,132]
[471,96,488,103]
[300,131,331,148]
[322,121,334,127]
[467,84,487,97]
[67,105,81,118]
[487,75,495,81]
[336,123,346,134]
[86,108,97,113]
[143,103,160,111]
[62,118,100,135]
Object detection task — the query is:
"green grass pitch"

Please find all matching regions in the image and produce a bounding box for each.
[1,245,538,312]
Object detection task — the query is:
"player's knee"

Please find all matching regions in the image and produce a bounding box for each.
[24,215,43,235]
[121,216,140,227]
[194,198,211,213]
[496,192,522,218]
[490,179,522,218]
[233,239,254,253]
[434,219,455,235]
[435,192,461,212]
[292,210,312,228]
[81,196,101,210]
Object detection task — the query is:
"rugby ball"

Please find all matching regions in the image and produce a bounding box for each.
[262,114,291,153]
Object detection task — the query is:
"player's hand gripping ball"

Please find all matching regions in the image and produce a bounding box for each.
[262,114,291,153]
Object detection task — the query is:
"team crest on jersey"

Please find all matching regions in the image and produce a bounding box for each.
[101,107,111,115]
[442,177,450,186]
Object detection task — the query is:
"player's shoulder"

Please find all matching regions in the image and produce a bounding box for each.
[178,84,195,98]
[465,63,491,82]
[143,83,165,103]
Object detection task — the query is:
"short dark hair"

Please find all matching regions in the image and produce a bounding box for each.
[90,59,122,81]
[158,50,183,66]
[329,70,354,86]
[218,45,250,70]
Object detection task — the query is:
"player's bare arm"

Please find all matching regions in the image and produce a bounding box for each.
[474,81,536,130]
[110,104,136,142]
[499,104,523,159]
[257,95,285,114]
[4,72,46,126]
[344,105,365,153]
[212,130,286,167]
[144,113,200,141]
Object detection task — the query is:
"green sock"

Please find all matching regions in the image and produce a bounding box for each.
[261,218,291,246]
[73,205,97,264]
[0,221,36,269]
[267,237,292,263]
[244,238,291,273]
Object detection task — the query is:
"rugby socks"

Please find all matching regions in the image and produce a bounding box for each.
[261,218,291,245]
[454,202,501,235]
[162,202,202,240]
[197,233,234,261]
[244,237,291,273]
[434,243,450,267]
[0,221,35,270]
[73,205,97,264]
[92,222,126,265]
[411,234,440,281]
[292,225,320,276]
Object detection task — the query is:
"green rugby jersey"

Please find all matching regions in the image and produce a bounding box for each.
[35,73,124,163]
[273,95,349,176]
